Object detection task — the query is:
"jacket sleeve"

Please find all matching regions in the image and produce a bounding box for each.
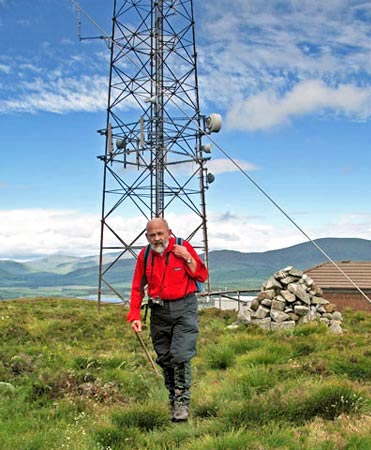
[127,249,146,322]
[183,240,208,282]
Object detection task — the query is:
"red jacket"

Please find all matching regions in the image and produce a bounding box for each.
[127,237,208,322]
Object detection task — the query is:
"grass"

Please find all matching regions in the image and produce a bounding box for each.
[0,300,370,449]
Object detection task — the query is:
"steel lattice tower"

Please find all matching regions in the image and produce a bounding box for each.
[98,0,221,304]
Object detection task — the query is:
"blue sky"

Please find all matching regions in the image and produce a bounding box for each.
[1,0,371,259]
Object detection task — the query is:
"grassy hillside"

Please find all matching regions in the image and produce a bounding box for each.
[0,298,370,449]
[24,255,82,273]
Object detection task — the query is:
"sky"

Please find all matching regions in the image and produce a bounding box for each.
[1,0,371,260]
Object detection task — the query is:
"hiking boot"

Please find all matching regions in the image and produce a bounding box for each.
[172,402,189,422]
[169,401,175,419]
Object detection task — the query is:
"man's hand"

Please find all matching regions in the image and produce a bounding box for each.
[131,320,142,333]
[172,244,190,260]
[172,244,196,273]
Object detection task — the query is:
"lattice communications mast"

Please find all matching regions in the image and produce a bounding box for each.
[97,0,221,304]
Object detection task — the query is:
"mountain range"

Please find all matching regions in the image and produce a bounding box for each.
[1,237,371,299]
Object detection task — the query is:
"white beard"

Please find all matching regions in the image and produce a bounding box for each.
[151,240,169,254]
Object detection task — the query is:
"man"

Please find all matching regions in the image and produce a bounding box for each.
[127,217,208,422]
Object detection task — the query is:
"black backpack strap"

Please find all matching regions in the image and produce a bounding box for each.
[176,237,202,293]
[141,244,151,323]
[143,244,151,276]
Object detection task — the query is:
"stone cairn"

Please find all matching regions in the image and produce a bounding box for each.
[235,266,343,334]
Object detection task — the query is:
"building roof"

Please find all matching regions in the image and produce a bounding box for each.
[304,261,371,290]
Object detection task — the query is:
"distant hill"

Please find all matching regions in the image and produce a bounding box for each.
[208,237,371,288]
[1,237,371,298]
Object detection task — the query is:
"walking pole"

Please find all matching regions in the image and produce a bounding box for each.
[134,331,161,376]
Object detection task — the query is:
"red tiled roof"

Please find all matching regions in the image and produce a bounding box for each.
[304,261,371,290]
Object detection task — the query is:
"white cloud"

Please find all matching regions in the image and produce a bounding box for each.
[206,158,257,175]
[1,0,370,124]
[226,80,371,130]
[0,208,288,259]
[207,211,304,252]
[197,0,371,124]
[125,158,257,177]
[0,74,108,114]
[2,208,371,260]
[0,209,101,259]
[312,213,371,240]
[18,63,43,73]
[0,64,10,74]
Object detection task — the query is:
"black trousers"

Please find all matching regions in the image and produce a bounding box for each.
[150,294,198,405]
[149,293,198,367]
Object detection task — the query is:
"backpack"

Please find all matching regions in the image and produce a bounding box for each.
[143,237,202,293]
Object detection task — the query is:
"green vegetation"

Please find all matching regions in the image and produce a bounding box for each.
[2,237,371,299]
[0,299,370,449]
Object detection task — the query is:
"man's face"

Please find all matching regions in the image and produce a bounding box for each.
[146,222,171,254]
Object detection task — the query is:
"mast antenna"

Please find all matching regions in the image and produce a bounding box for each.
[70,0,111,48]
[97,0,221,306]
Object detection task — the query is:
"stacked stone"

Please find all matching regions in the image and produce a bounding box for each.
[237,266,343,334]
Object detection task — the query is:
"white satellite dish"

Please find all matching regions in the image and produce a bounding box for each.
[206,113,222,133]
